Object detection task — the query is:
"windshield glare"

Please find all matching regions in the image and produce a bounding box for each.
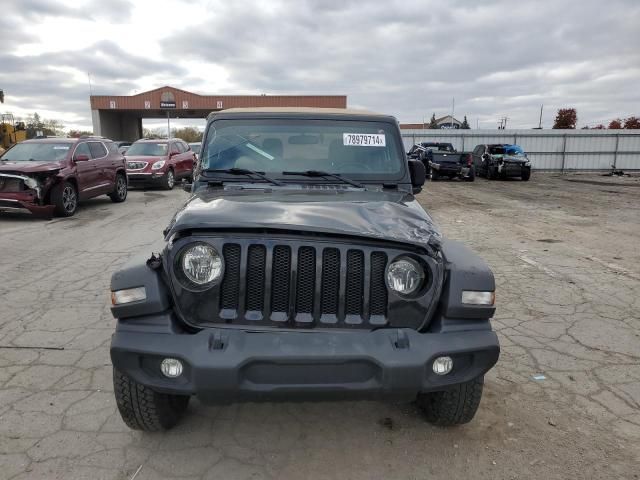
[0,143,71,162]
[202,120,404,179]
[126,143,168,156]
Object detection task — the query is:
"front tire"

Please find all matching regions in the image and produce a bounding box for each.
[416,376,484,426]
[521,168,531,181]
[113,368,190,431]
[51,181,78,217]
[465,168,475,182]
[109,173,128,203]
[162,169,175,190]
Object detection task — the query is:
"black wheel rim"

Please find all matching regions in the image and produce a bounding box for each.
[62,185,77,212]
[117,177,127,198]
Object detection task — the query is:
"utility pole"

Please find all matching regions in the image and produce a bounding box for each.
[450,97,455,128]
[87,73,93,96]
[538,104,543,129]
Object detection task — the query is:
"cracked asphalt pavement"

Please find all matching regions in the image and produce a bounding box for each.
[0,174,639,479]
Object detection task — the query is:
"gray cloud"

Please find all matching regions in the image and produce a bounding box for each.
[162,0,640,127]
[2,0,639,130]
[0,39,184,126]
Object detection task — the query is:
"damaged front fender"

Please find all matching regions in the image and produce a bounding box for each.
[0,172,57,216]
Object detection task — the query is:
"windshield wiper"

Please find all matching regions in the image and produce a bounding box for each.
[282,170,364,189]
[204,168,283,186]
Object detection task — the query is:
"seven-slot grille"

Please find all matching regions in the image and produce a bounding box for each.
[218,242,389,327]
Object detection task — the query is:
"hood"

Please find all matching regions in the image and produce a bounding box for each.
[125,155,166,163]
[164,188,441,249]
[0,161,61,174]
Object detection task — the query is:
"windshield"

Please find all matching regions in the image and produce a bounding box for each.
[189,143,201,154]
[504,145,525,156]
[201,119,404,180]
[126,142,168,156]
[0,142,71,162]
[488,146,506,155]
[422,143,454,152]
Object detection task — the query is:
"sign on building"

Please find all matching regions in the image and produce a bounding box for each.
[160,91,176,109]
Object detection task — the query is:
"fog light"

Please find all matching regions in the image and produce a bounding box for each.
[160,358,183,378]
[461,290,495,306]
[111,287,146,305]
[433,356,453,375]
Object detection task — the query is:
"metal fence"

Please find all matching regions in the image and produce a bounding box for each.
[400,129,640,171]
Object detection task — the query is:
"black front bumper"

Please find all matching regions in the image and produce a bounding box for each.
[111,318,499,404]
[497,163,528,177]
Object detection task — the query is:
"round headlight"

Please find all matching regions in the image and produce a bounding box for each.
[180,243,222,286]
[386,258,425,295]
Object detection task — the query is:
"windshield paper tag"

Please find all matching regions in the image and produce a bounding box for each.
[343,133,386,147]
[53,146,70,150]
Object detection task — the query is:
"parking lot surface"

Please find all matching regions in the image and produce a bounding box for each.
[1,175,639,479]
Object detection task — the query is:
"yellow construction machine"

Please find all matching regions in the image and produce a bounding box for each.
[1,113,27,150]
[1,89,27,152]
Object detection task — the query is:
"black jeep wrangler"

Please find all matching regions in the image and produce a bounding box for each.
[109,108,499,431]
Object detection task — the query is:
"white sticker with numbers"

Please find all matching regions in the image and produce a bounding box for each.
[343,133,386,147]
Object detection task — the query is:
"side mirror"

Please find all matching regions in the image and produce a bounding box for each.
[408,160,426,194]
[74,154,90,162]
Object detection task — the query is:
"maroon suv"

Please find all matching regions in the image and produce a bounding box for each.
[0,136,128,217]
[125,138,195,190]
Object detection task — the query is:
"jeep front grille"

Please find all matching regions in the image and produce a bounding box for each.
[217,242,390,327]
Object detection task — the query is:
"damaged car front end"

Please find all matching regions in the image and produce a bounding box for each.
[0,171,57,216]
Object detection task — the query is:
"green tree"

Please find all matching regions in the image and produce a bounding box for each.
[143,127,165,139]
[461,115,470,129]
[552,108,577,129]
[171,126,203,143]
[24,112,64,138]
[428,113,438,129]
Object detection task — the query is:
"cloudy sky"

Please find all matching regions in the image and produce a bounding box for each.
[1,0,639,131]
